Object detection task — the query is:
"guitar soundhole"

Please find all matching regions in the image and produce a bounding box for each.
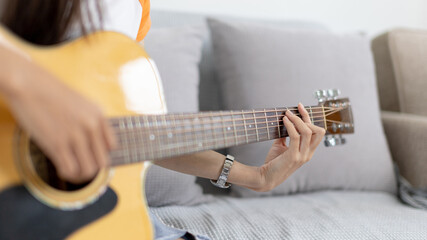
[29,140,91,192]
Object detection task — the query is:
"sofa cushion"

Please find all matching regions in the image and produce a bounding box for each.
[143,26,213,206]
[373,29,427,116]
[151,191,427,240]
[208,18,396,197]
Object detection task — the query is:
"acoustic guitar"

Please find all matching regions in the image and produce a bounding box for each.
[0,26,354,239]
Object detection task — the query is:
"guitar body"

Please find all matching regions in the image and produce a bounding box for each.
[0,28,166,239]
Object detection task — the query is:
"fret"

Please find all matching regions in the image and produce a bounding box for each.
[308,106,314,123]
[192,115,202,150]
[143,114,155,160]
[152,115,163,159]
[200,114,209,150]
[252,110,260,142]
[221,112,228,148]
[274,108,281,138]
[264,109,271,140]
[241,110,249,144]
[161,114,172,158]
[126,117,138,163]
[170,114,182,156]
[181,113,191,154]
[230,111,238,145]
[209,112,219,149]
[135,116,147,160]
[119,118,131,163]
[244,112,255,142]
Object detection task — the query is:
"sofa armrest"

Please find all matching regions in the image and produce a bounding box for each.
[381,111,427,188]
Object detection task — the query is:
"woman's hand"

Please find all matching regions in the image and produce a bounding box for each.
[253,103,325,192]
[1,48,116,184]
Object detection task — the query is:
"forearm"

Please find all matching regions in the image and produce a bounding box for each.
[154,150,263,190]
[0,44,26,99]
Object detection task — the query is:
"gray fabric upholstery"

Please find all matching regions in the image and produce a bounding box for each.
[150,10,328,113]
[151,191,427,240]
[371,33,401,112]
[373,29,427,116]
[207,18,396,197]
[144,26,213,207]
[381,111,427,188]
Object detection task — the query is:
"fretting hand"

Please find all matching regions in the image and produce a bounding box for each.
[252,103,325,192]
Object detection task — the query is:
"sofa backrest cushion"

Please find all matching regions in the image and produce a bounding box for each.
[144,26,214,206]
[373,29,427,116]
[208,18,397,197]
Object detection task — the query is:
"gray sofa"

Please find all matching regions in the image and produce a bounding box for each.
[144,10,427,239]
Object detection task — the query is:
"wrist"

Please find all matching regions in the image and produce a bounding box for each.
[0,72,26,102]
[227,161,266,191]
[0,46,29,101]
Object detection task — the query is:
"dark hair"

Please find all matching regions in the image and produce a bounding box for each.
[1,0,100,45]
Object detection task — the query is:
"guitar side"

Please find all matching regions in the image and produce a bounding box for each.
[0,27,166,239]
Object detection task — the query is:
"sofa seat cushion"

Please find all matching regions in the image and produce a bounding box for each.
[151,191,427,240]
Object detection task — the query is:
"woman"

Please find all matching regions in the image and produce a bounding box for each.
[0,1,325,239]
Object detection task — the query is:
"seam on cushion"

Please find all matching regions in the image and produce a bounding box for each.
[388,30,407,113]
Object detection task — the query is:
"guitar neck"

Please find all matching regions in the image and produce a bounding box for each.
[109,106,326,166]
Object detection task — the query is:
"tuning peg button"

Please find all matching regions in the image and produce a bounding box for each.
[326,89,341,100]
[314,90,327,102]
[324,135,346,147]
[324,136,337,147]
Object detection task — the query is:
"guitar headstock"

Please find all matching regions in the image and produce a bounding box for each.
[315,89,354,147]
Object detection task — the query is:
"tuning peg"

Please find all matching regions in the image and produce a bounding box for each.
[314,90,327,102]
[315,89,341,103]
[324,134,346,147]
[326,89,341,100]
[338,134,346,145]
[324,135,337,147]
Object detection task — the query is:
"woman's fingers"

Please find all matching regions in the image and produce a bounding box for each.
[55,147,79,182]
[102,118,117,151]
[285,110,312,155]
[91,122,110,169]
[283,115,300,152]
[307,124,326,151]
[298,103,311,123]
[73,132,98,183]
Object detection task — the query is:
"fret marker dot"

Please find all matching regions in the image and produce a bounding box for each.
[249,125,252,128]
[168,132,173,138]
[271,123,274,125]
[198,143,203,147]
[227,127,231,131]
[150,134,155,141]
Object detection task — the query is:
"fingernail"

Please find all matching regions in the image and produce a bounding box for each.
[287,110,294,115]
[284,116,289,121]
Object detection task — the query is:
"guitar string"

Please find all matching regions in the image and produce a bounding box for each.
[109,110,333,136]
[111,117,336,147]
[110,119,347,157]
[113,118,341,147]
[109,106,340,125]
[109,122,343,163]
[112,116,328,143]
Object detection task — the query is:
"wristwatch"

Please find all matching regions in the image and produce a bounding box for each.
[210,155,235,188]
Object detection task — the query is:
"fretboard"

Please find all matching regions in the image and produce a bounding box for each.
[109,106,326,166]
